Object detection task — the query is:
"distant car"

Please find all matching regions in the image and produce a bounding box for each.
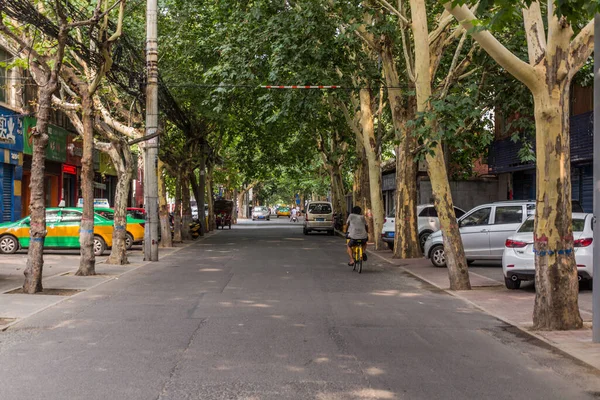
[0,208,118,256]
[191,206,199,219]
[381,204,465,251]
[502,213,594,289]
[277,207,291,218]
[252,206,270,221]
[303,201,334,235]
[424,201,535,268]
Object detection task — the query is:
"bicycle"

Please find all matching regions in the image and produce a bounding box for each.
[348,239,366,274]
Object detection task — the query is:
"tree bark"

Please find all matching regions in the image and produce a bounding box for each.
[105,141,132,265]
[173,172,183,242]
[23,88,53,293]
[206,163,215,231]
[181,174,192,240]
[410,0,470,290]
[380,40,421,258]
[158,158,173,247]
[76,94,96,276]
[359,88,384,249]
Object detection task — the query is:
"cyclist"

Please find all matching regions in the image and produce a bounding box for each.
[346,206,368,266]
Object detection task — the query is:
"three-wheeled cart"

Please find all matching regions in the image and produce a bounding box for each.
[214,199,234,229]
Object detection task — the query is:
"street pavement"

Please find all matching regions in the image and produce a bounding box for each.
[0,218,599,399]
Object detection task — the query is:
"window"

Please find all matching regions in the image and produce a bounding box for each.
[494,206,523,224]
[0,48,8,103]
[308,203,332,214]
[61,210,82,222]
[419,207,435,217]
[45,210,60,224]
[454,208,465,218]
[96,210,115,220]
[518,217,585,233]
[460,208,491,227]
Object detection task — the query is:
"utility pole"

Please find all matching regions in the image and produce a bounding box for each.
[593,13,599,343]
[144,0,159,261]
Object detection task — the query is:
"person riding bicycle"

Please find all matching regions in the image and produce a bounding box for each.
[346,206,368,266]
[290,207,298,221]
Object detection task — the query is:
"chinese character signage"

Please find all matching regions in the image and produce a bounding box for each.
[23,117,67,162]
[0,107,23,152]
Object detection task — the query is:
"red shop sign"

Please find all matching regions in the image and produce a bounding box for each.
[63,164,77,175]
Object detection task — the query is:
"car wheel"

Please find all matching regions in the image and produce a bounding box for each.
[125,233,134,250]
[387,242,394,251]
[328,230,334,236]
[430,245,446,268]
[504,277,521,290]
[94,236,107,256]
[419,231,432,251]
[0,235,19,254]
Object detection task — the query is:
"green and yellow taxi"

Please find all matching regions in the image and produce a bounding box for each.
[93,207,146,249]
[0,207,142,256]
[276,206,291,218]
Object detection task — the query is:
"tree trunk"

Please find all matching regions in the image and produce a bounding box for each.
[330,164,347,218]
[206,164,215,231]
[189,170,204,236]
[198,154,206,235]
[532,81,582,330]
[237,190,245,220]
[354,142,373,242]
[173,172,183,242]
[181,174,192,240]
[410,0,470,290]
[23,88,53,293]
[76,95,95,276]
[359,88,384,249]
[232,188,238,224]
[106,142,132,265]
[380,42,421,258]
[158,159,173,247]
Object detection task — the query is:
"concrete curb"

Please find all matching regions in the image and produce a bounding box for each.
[1,231,219,332]
[367,249,600,373]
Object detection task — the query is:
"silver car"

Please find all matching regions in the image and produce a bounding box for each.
[423,201,535,267]
[252,206,270,221]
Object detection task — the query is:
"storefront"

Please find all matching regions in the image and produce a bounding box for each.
[93,152,118,206]
[21,117,67,216]
[0,108,24,222]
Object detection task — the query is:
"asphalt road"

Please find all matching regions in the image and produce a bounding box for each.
[0,218,599,400]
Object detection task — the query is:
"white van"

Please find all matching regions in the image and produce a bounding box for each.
[303,201,334,235]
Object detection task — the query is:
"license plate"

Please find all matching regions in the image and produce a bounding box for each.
[388,232,395,238]
[259,216,265,219]
[316,218,324,221]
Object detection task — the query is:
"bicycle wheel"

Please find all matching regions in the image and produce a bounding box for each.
[358,259,363,274]
[352,248,358,271]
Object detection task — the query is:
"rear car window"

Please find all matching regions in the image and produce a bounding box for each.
[308,203,332,214]
[518,218,585,233]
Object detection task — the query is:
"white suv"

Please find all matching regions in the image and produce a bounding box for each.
[381,204,465,251]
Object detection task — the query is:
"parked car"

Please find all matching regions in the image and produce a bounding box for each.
[0,208,120,256]
[93,208,146,249]
[303,201,334,235]
[126,207,146,221]
[424,201,535,267]
[252,206,270,221]
[276,206,291,218]
[381,204,465,251]
[502,213,593,289]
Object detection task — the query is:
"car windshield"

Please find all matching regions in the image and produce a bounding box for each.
[308,203,332,214]
[254,207,265,212]
[518,217,585,233]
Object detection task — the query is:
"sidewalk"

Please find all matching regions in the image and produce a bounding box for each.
[367,244,600,372]
[0,237,210,331]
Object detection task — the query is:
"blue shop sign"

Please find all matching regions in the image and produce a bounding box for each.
[0,107,23,152]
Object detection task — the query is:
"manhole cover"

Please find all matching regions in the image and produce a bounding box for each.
[5,288,83,296]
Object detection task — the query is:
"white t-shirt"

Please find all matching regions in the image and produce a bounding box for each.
[291,208,298,217]
[346,214,368,239]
